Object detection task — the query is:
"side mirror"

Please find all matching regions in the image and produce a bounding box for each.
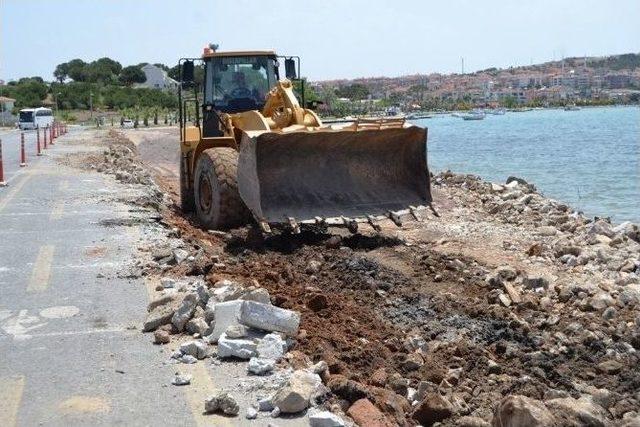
[182,60,195,84]
[284,58,297,80]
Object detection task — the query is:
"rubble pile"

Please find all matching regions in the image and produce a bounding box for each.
[94,132,640,426]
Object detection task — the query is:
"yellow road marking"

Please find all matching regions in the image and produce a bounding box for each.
[0,375,25,426]
[27,245,55,292]
[0,174,31,213]
[58,395,110,414]
[50,200,65,220]
[180,363,232,427]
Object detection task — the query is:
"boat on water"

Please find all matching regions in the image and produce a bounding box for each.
[461,110,486,120]
[488,108,506,115]
[407,112,433,120]
[564,104,581,111]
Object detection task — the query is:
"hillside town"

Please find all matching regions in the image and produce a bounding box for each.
[313,53,640,113]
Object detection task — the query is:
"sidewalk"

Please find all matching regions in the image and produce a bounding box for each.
[0,129,203,426]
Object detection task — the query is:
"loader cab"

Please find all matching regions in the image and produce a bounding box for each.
[201,51,279,137]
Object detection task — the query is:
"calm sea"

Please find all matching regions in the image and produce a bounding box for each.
[412,106,640,224]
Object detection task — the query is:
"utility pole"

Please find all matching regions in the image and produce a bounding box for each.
[89,91,93,119]
[461,57,464,74]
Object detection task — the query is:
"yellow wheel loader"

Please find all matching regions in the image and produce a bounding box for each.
[178,45,432,233]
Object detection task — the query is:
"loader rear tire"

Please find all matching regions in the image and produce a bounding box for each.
[180,157,195,213]
[194,147,247,230]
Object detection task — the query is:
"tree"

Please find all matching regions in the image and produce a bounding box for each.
[119,66,146,86]
[336,83,370,101]
[53,63,69,83]
[66,59,88,81]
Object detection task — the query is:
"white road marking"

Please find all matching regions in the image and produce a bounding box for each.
[39,306,80,319]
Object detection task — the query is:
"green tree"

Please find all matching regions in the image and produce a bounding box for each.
[335,83,370,101]
[53,63,69,82]
[66,59,88,81]
[119,66,146,86]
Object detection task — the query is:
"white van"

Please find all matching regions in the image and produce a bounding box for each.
[18,107,54,130]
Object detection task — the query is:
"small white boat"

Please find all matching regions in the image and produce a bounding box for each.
[461,110,485,120]
[564,104,581,111]
[488,108,506,115]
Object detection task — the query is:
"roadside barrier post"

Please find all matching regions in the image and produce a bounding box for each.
[20,133,27,167]
[49,125,54,145]
[43,126,48,149]
[37,128,42,156]
[0,139,6,186]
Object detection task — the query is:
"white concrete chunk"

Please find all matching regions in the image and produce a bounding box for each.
[238,301,300,335]
[217,332,257,359]
[256,333,286,361]
[210,300,243,343]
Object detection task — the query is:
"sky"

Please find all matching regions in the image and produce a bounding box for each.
[1,0,639,82]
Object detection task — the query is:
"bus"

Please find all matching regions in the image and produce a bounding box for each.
[18,107,54,130]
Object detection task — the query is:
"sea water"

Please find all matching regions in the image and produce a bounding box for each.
[412,106,640,223]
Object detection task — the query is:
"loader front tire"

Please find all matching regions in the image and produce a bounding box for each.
[180,157,195,213]
[194,147,247,230]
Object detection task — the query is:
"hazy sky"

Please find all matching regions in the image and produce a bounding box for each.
[1,0,639,82]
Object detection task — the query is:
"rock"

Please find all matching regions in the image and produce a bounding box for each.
[306,260,323,273]
[204,392,239,416]
[559,254,578,267]
[498,293,512,307]
[172,293,198,332]
[272,369,322,413]
[241,288,271,304]
[502,282,522,304]
[458,416,490,427]
[589,292,614,311]
[180,354,198,364]
[246,407,258,419]
[217,332,257,359]
[496,266,518,281]
[173,248,189,264]
[209,300,243,343]
[536,226,558,236]
[312,361,328,375]
[403,353,424,371]
[308,409,346,427]
[257,333,287,361]
[412,393,454,426]
[226,324,247,339]
[238,301,300,336]
[347,398,392,427]
[258,397,274,412]
[588,220,615,238]
[160,277,176,288]
[143,303,177,332]
[491,183,505,192]
[613,221,640,242]
[180,340,208,359]
[388,373,408,397]
[602,306,617,320]
[153,329,170,344]
[545,396,607,427]
[171,373,192,386]
[248,357,276,375]
[211,280,244,302]
[596,359,623,374]
[185,317,210,336]
[328,375,369,403]
[307,294,329,312]
[492,395,555,427]
[522,276,550,290]
[506,176,529,187]
[204,299,216,323]
[270,406,281,418]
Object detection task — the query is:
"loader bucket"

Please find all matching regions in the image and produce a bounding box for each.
[237,125,431,225]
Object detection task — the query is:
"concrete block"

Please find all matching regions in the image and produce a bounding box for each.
[238,301,300,335]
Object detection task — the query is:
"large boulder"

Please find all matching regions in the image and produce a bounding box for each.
[412,393,454,426]
[179,340,208,359]
[272,369,322,413]
[347,398,393,427]
[204,392,239,416]
[492,395,555,427]
[238,301,300,335]
[545,396,607,427]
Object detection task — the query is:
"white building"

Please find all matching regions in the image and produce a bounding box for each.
[137,64,178,91]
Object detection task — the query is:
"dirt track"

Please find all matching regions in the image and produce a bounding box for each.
[119,127,639,426]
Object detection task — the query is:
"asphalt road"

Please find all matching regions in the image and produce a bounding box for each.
[0,129,199,426]
[0,128,52,185]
